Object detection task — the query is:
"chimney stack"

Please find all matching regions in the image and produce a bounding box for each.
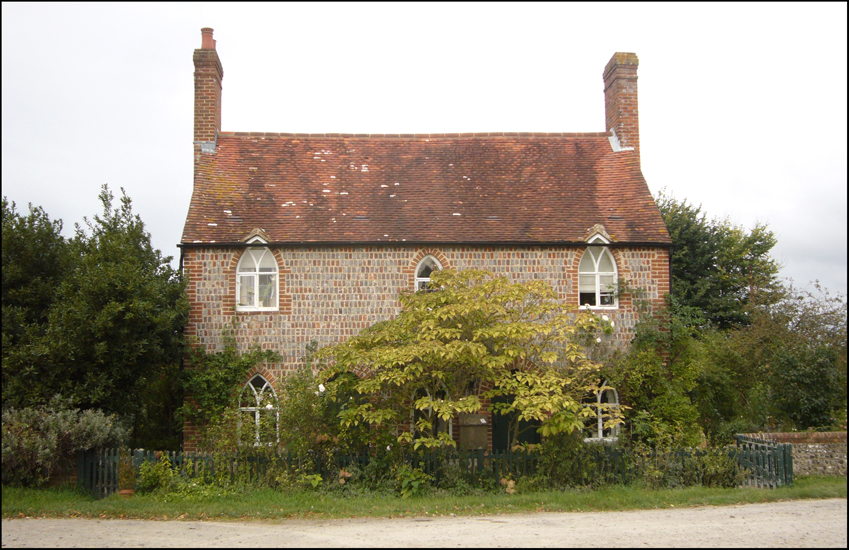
[193,27,223,148]
[603,52,640,163]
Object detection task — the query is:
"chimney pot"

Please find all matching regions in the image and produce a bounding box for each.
[201,27,215,49]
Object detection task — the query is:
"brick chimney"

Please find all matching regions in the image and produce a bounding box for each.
[603,52,640,163]
[193,27,223,151]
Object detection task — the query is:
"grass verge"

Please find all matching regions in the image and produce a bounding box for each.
[2,476,845,522]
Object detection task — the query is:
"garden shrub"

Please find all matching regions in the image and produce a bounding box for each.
[696,447,745,488]
[136,453,176,494]
[537,430,615,488]
[1,395,128,487]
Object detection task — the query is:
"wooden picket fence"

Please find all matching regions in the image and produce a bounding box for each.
[733,434,793,488]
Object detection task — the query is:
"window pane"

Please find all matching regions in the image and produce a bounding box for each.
[248,248,264,266]
[579,292,597,306]
[600,292,614,306]
[258,274,276,307]
[578,251,595,273]
[597,252,614,272]
[250,375,266,391]
[239,275,255,306]
[579,274,597,292]
[258,250,276,272]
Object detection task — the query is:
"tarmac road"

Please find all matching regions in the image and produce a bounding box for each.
[2,498,846,548]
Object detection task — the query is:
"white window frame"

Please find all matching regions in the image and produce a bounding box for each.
[236,246,279,311]
[239,374,280,446]
[414,255,442,291]
[578,236,618,309]
[584,380,620,443]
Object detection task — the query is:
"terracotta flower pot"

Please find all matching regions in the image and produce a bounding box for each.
[117,489,135,498]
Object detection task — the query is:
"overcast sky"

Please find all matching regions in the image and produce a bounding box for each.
[3,2,846,296]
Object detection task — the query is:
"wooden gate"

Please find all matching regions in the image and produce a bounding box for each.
[734,434,793,488]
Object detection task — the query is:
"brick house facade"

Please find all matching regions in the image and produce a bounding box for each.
[179,28,672,451]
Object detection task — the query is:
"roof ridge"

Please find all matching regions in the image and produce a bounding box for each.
[219,131,613,139]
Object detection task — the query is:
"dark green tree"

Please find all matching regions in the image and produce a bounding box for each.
[2,197,72,349]
[656,190,781,328]
[2,198,73,408]
[3,186,189,433]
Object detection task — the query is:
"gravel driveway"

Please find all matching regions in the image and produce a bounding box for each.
[2,498,846,548]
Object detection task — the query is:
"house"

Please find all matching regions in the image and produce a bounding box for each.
[180,28,672,451]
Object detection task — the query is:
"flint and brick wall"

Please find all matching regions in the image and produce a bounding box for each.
[182,243,669,450]
[183,243,669,374]
[741,432,847,477]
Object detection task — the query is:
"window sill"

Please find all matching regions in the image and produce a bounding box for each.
[583,436,619,444]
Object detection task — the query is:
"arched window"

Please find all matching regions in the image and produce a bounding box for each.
[578,238,617,308]
[239,374,279,446]
[415,255,442,291]
[584,380,620,442]
[236,247,278,310]
[411,387,453,440]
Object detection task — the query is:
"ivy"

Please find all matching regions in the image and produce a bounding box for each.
[178,328,281,429]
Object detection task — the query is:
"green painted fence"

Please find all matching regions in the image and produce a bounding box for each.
[734,435,793,488]
[78,439,791,497]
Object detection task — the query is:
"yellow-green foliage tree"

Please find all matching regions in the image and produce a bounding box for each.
[317,269,620,450]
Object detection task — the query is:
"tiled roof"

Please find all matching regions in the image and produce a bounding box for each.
[181,133,671,246]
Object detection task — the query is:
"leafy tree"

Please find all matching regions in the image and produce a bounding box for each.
[317,268,617,450]
[656,190,781,328]
[2,198,72,375]
[772,344,842,429]
[609,295,706,448]
[274,341,375,456]
[2,186,189,426]
[701,282,846,434]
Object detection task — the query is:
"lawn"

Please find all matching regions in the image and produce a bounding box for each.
[2,475,845,521]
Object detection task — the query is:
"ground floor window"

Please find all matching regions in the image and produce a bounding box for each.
[239,374,279,446]
[584,380,620,442]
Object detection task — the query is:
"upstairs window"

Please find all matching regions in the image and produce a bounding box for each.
[415,255,442,291]
[579,239,617,308]
[236,247,278,311]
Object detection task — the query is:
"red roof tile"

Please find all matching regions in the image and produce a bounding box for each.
[181,134,671,245]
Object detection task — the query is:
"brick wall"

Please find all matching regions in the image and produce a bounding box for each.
[181,243,669,450]
[183,243,669,371]
[740,432,848,477]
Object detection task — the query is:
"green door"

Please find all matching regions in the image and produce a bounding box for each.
[490,394,541,452]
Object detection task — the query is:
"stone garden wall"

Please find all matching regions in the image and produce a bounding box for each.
[740,432,847,477]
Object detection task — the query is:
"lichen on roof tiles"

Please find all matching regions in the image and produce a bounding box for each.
[181,134,671,245]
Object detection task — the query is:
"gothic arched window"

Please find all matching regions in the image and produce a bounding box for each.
[578,237,617,308]
[239,374,279,446]
[415,255,442,291]
[236,247,278,310]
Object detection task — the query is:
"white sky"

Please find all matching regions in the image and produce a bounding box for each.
[3,2,847,296]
